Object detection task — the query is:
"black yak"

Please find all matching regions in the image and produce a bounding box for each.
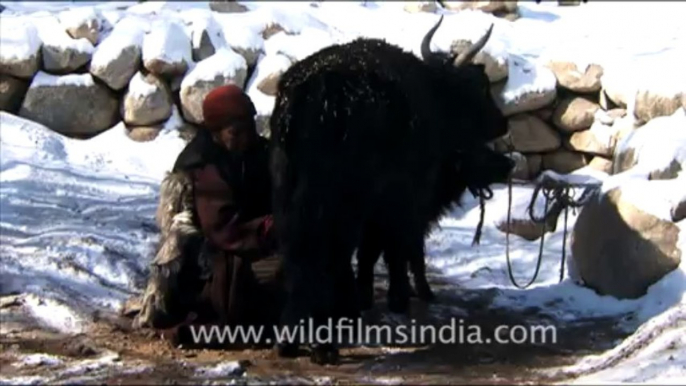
[269,16,514,364]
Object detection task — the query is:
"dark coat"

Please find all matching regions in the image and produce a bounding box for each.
[134,131,284,346]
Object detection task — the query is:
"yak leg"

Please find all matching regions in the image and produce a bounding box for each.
[409,249,435,302]
[383,204,422,314]
[356,222,384,311]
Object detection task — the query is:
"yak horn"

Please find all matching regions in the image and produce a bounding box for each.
[452,23,494,68]
[421,15,444,62]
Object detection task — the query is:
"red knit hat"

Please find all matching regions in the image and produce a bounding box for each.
[202,84,256,130]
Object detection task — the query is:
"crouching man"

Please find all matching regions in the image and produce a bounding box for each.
[131,85,284,348]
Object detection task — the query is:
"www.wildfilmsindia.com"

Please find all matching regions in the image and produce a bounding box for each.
[188,318,558,346]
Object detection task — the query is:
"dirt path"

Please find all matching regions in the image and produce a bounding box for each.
[0,276,632,384]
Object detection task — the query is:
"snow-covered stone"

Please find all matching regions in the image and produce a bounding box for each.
[215,13,265,67]
[634,88,685,124]
[404,1,438,13]
[613,108,686,179]
[594,108,627,126]
[209,1,249,13]
[507,114,561,153]
[0,16,42,79]
[179,48,248,124]
[552,96,600,133]
[250,53,292,97]
[59,7,101,45]
[125,125,162,142]
[142,20,192,77]
[588,156,613,174]
[564,120,616,158]
[571,182,682,299]
[19,72,119,136]
[0,74,29,114]
[90,16,147,91]
[542,149,588,174]
[263,28,335,63]
[33,14,94,74]
[493,56,557,116]
[188,12,227,62]
[547,61,604,94]
[121,72,173,126]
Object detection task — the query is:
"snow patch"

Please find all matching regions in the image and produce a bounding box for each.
[30,71,95,88]
[58,6,99,32]
[194,361,244,377]
[0,15,42,61]
[32,13,94,54]
[500,55,557,105]
[127,72,158,98]
[142,19,192,68]
[180,47,247,88]
[90,15,147,68]
[22,294,88,334]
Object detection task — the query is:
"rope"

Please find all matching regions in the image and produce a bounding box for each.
[502,136,599,289]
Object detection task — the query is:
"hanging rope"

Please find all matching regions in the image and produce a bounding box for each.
[502,137,599,289]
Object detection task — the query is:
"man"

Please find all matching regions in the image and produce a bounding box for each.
[132,84,283,348]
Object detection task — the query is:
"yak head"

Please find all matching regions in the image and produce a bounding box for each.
[420,15,508,144]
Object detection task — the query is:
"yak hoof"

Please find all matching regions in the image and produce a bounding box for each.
[274,342,300,358]
[414,281,436,302]
[387,294,410,314]
[310,343,339,365]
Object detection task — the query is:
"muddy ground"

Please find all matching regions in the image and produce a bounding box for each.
[0,271,632,384]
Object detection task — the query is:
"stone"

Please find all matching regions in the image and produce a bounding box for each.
[192,29,217,63]
[89,18,145,91]
[209,1,249,13]
[0,17,42,79]
[59,7,100,45]
[564,125,614,157]
[588,156,613,174]
[121,72,173,126]
[252,54,292,97]
[672,197,686,222]
[36,15,94,74]
[142,21,191,77]
[547,61,604,94]
[598,87,618,111]
[612,108,686,178]
[493,57,557,116]
[507,114,561,153]
[126,126,162,142]
[552,96,600,132]
[451,39,508,84]
[542,149,588,174]
[404,1,438,13]
[508,152,530,180]
[533,106,555,122]
[19,72,119,136]
[594,108,627,126]
[571,186,682,299]
[0,74,29,114]
[179,48,248,124]
[634,88,685,124]
[526,154,543,179]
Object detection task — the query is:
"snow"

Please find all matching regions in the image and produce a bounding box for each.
[58,6,99,31]
[32,12,94,54]
[0,15,42,61]
[613,108,686,180]
[499,55,557,106]
[90,15,147,68]
[142,19,192,68]
[245,53,292,116]
[180,47,247,88]
[2,0,686,383]
[127,72,158,98]
[30,71,94,88]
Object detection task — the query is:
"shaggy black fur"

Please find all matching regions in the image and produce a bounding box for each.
[269,17,514,364]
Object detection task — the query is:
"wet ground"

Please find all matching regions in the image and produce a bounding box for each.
[0,272,632,384]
